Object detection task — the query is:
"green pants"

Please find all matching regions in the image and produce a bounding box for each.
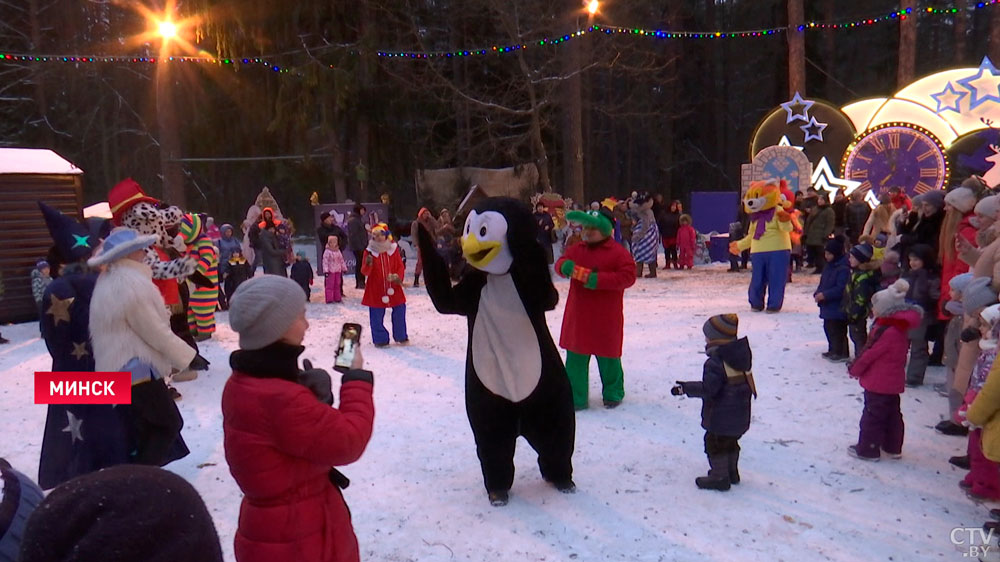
[565,351,624,409]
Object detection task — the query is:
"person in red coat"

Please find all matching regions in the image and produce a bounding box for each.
[556,208,637,409]
[223,275,375,562]
[847,279,920,461]
[361,223,408,347]
[676,213,697,269]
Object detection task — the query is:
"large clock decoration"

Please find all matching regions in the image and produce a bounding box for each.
[841,122,950,201]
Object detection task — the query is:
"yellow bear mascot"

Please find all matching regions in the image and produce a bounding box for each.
[729,180,793,313]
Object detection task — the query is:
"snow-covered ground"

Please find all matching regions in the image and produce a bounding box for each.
[0,262,991,561]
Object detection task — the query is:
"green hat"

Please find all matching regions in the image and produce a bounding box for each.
[566,209,613,236]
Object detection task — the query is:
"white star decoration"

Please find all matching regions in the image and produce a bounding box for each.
[62,410,84,443]
[931,81,967,114]
[864,190,881,208]
[956,56,1000,111]
[780,92,814,124]
[777,136,804,151]
[811,157,861,199]
[800,116,828,143]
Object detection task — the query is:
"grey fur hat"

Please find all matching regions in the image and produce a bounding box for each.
[228,275,307,350]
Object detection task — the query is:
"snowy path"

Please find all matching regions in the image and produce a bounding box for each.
[0,265,985,561]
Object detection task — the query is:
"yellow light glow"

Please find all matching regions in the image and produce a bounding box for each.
[158,21,177,39]
[840,65,997,149]
[587,0,600,15]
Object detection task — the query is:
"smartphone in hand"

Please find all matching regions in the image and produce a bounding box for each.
[334,323,363,373]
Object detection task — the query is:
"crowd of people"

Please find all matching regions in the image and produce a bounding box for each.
[791,176,1000,535]
[9,175,1000,560]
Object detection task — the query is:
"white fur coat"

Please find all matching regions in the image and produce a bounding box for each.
[90,259,196,375]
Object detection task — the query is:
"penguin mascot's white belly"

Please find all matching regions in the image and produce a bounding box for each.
[472,273,542,402]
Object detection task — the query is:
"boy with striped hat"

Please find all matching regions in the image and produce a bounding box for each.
[672,313,757,491]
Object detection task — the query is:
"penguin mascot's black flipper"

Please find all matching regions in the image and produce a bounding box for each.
[419,197,576,506]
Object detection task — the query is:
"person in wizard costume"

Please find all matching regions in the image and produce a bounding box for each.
[555,207,637,410]
[35,202,131,490]
[417,197,577,507]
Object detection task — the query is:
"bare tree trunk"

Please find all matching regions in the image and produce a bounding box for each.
[786,0,806,97]
[331,123,348,202]
[991,4,1000,66]
[28,0,52,147]
[822,0,837,95]
[560,28,584,200]
[450,11,471,165]
[659,4,681,200]
[355,0,374,202]
[515,51,552,192]
[954,0,968,64]
[156,61,185,207]
[897,0,917,87]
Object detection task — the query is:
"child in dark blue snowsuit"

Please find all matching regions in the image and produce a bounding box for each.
[672,314,756,491]
[814,236,851,362]
[289,251,314,301]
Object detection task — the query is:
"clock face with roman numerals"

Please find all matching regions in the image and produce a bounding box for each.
[841,123,950,200]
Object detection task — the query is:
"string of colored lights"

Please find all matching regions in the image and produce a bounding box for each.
[0,53,295,73]
[0,1,996,68]
[377,24,785,59]
[798,0,1000,30]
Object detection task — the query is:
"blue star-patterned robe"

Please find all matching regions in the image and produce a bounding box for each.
[37,264,131,490]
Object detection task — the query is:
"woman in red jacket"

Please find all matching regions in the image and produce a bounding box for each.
[361,223,408,347]
[223,275,375,562]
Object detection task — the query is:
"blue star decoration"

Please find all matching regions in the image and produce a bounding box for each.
[956,56,1000,111]
[71,234,91,249]
[780,92,814,124]
[931,81,967,114]
[800,116,828,143]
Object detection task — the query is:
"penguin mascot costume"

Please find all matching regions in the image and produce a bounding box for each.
[418,197,576,506]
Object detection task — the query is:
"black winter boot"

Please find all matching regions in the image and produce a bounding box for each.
[728,449,741,485]
[488,490,509,506]
[695,454,731,491]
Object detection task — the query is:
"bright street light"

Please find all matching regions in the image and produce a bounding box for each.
[158,21,177,39]
[586,0,600,15]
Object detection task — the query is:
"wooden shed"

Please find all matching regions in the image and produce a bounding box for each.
[0,149,84,324]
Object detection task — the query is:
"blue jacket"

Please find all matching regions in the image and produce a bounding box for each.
[815,254,850,320]
[679,337,754,436]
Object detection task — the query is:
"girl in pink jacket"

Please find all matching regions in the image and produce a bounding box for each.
[322,236,348,303]
[846,279,922,461]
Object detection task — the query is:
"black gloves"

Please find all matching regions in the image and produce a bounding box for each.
[188,354,210,371]
[299,359,334,405]
[961,328,982,343]
[328,467,351,489]
[670,383,685,396]
[189,271,214,289]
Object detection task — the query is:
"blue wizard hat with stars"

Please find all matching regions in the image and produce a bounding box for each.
[38,202,97,263]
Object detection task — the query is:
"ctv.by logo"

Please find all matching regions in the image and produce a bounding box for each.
[952,527,1000,560]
